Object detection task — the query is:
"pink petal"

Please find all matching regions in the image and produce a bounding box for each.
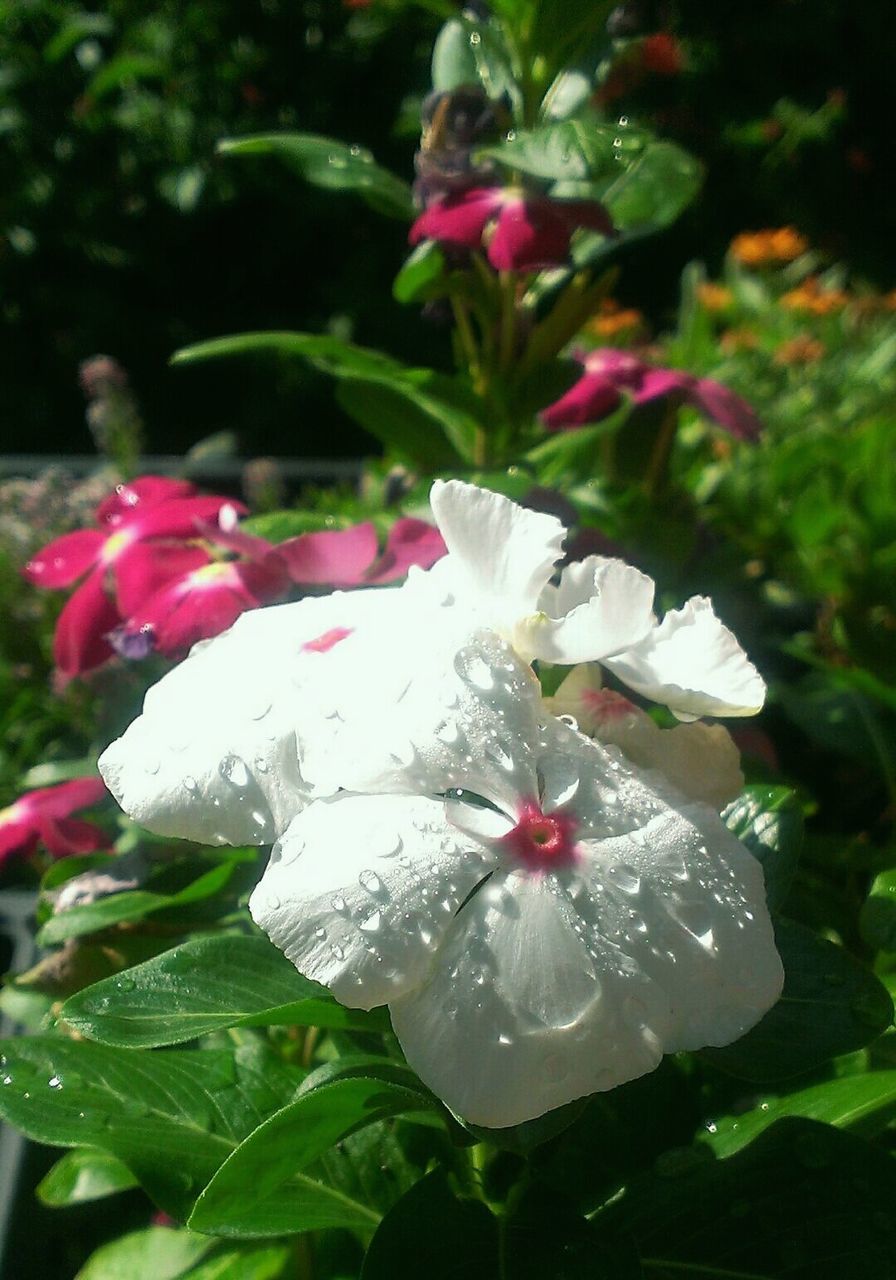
[23,530,105,588]
[366,518,446,584]
[583,348,645,387]
[690,378,763,442]
[114,542,211,618]
[488,197,571,272]
[278,523,379,587]
[632,367,693,406]
[96,476,197,529]
[409,188,503,251]
[0,820,37,862]
[22,776,108,820]
[53,570,122,676]
[127,496,248,543]
[123,559,287,657]
[36,816,108,856]
[540,372,622,430]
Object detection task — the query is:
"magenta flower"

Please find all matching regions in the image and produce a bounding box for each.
[278,517,446,588]
[409,186,613,272]
[111,555,290,660]
[541,348,762,440]
[0,777,109,866]
[24,483,243,676]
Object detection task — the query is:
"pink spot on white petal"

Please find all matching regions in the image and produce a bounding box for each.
[582,689,637,722]
[498,800,579,872]
[302,626,354,654]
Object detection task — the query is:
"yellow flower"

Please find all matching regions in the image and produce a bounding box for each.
[696,282,734,312]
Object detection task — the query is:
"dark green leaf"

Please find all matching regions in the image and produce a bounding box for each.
[217,134,413,221]
[464,1096,587,1153]
[481,119,627,183]
[392,241,447,305]
[61,933,389,1047]
[703,1070,896,1159]
[189,1077,435,1234]
[39,857,244,944]
[505,1185,642,1280]
[335,380,463,469]
[722,785,804,911]
[241,511,352,542]
[597,1119,896,1279]
[777,672,889,761]
[361,1169,498,1279]
[703,918,893,1081]
[0,1036,301,1219]
[182,1243,292,1280]
[171,331,406,379]
[37,1148,138,1206]
[861,869,896,950]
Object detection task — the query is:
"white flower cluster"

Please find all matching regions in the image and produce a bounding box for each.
[100,481,782,1127]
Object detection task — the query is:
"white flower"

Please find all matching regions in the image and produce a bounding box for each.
[250,632,782,1128]
[98,587,425,846]
[413,480,766,719]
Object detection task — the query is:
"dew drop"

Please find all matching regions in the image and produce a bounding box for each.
[614,864,641,895]
[183,775,198,795]
[48,1075,62,1090]
[359,869,382,895]
[219,755,250,788]
[360,911,382,934]
[454,648,495,692]
[331,943,345,961]
[332,894,347,912]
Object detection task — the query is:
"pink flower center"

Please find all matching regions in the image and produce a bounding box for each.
[499,800,579,871]
[302,626,354,654]
[582,688,637,723]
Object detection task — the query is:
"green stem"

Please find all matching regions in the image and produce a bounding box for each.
[643,405,680,499]
[498,271,518,373]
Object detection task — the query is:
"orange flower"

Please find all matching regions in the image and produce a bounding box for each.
[773,336,826,366]
[696,282,734,312]
[719,327,759,354]
[780,277,848,315]
[730,227,808,267]
[586,299,646,341]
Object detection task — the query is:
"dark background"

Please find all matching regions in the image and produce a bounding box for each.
[1,0,892,460]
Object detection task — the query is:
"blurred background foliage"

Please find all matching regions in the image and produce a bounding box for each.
[1,0,893,458]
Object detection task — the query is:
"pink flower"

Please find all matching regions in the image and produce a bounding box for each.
[541,348,763,441]
[409,186,613,272]
[0,777,109,865]
[24,481,243,676]
[277,517,446,588]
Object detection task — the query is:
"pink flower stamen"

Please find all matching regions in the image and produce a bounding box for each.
[499,800,579,871]
[302,627,354,654]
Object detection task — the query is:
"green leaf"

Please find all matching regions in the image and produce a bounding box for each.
[392,241,447,304]
[74,1227,213,1280]
[431,18,480,91]
[181,1244,292,1280]
[703,1070,896,1159]
[361,1169,498,1279]
[62,933,389,1047]
[596,1118,896,1279]
[86,55,167,102]
[217,134,413,221]
[504,1185,642,1280]
[599,141,703,233]
[171,331,406,379]
[0,1036,301,1219]
[463,1096,588,1153]
[722,785,804,911]
[189,1077,435,1235]
[38,855,245,944]
[481,118,626,183]
[37,1148,138,1206]
[241,511,352,542]
[703,918,893,1082]
[861,869,896,950]
[335,380,463,469]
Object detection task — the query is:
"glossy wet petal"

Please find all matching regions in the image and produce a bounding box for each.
[53,571,121,676]
[409,187,502,251]
[23,530,105,588]
[278,523,379,587]
[251,793,493,1009]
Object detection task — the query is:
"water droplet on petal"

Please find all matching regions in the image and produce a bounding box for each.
[331,894,347,912]
[360,911,382,934]
[359,869,382,894]
[219,755,250,788]
[454,647,495,692]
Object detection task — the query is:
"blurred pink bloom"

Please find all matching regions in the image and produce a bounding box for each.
[0,777,109,865]
[24,482,242,676]
[410,186,613,272]
[541,348,763,441]
[278,517,446,588]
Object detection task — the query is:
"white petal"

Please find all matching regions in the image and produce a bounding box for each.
[333,629,544,816]
[573,804,783,1052]
[523,557,655,665]
[389,871,669,1127]
[603,596,766,718]
[430,480,565,631]
[99,589,404,846]
[250,793,493,1010]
